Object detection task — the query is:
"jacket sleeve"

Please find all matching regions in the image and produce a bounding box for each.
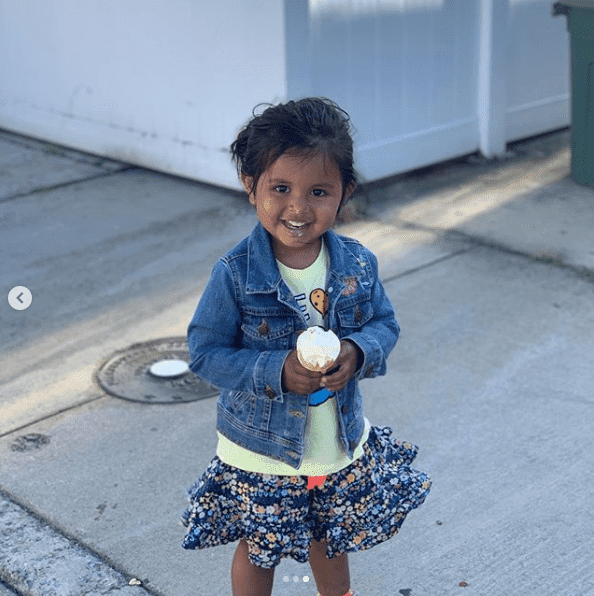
[187,259,288,398]
[343,249,400,381]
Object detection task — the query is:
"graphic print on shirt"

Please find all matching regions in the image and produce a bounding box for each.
[310,288,328,317]
[309,386,333,406]
[294,293,309,321]
[308,287,333,407]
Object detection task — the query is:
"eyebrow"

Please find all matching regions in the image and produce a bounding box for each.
[269,178,336,188]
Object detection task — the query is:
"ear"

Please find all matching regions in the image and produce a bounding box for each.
[336,182,357,217]
[343,182,356,202]
[241,173,256,205]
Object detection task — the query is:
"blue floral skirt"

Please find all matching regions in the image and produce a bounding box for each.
[181,425,431,569]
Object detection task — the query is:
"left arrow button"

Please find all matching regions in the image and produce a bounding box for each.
[8,287,32,310]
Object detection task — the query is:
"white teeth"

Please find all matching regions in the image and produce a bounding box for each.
[287,221,307,228]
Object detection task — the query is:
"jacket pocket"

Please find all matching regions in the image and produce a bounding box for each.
[241,313,295,349]
[336,299,374,330]
[225,390,256,424]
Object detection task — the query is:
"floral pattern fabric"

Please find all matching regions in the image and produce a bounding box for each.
[181,425,431,569]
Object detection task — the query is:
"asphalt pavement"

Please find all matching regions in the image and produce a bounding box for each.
[1,126,593,596]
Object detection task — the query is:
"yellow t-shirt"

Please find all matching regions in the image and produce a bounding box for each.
[216,239,370,475]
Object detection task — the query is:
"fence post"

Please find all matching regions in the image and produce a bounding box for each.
[478,0,509,158]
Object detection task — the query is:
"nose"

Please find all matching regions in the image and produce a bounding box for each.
[286,193,309,215]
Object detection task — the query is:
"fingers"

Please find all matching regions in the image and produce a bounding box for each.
[284,342,359,395]
[320,341,358,391]
[296,368,323,392]
[320,368,349,392]
[283,350,322,395]
[320,360,349,390]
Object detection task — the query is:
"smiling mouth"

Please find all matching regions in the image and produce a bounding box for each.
[282,220,310,232]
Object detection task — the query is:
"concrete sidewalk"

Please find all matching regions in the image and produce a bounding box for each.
[1,127,593,596]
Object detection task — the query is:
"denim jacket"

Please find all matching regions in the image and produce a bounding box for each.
[187,222,400,469]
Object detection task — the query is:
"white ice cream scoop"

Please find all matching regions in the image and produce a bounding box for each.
[296,326,341,373]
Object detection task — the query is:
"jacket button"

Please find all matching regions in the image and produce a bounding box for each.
[258,319,269,335]
[354,306,363,322]
[265,386,276,399]
[365,365,374,377]
[341,405,348,414]
[290,410,304,418]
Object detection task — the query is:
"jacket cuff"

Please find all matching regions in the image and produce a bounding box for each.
[345,334,385,380]
[254,350,290,401]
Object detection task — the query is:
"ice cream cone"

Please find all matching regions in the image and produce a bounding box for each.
[296,326,340,373]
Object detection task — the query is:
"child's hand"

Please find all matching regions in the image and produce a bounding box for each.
[282,350,323,395]
[319,340,360,392]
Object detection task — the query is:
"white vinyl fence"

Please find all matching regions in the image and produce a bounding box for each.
[0,0,570,188]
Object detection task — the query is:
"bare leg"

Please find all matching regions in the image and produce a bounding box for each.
[231,539,275,596]
[308,539,351,596]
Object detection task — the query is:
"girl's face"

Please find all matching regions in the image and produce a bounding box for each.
[242,151,354,269]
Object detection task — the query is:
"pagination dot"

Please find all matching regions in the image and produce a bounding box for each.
[282,574,310,582]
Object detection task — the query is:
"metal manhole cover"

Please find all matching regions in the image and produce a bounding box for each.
[95,337,219,404]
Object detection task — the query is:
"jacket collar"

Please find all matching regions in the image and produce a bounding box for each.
[245,222,362,295]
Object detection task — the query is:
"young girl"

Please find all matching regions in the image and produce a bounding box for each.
[181,98,431,596]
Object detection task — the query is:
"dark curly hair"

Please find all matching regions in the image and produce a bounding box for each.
[230,97,357,205]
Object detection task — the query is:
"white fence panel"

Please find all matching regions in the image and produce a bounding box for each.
[506,0,571,142]
[303,0,481,181]
[0,0,571,186]
[0,0,287,189]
